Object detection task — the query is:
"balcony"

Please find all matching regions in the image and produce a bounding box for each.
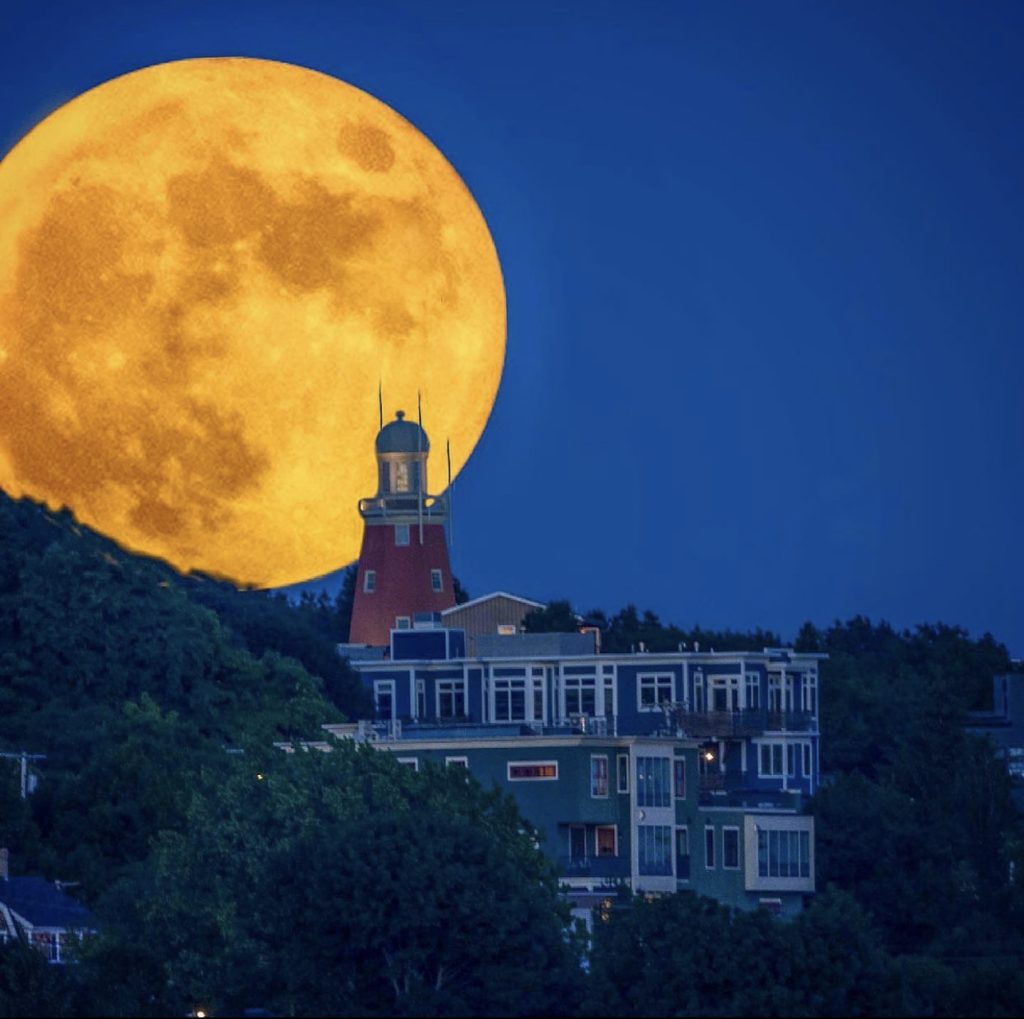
[557,856,630,881]
[671,708,815,739]
[358,493,448,521]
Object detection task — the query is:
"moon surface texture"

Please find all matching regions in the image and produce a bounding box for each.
[0,58,505,587]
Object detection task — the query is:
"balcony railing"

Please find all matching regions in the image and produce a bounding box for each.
[669,708,815,738]
[557,856,630,880]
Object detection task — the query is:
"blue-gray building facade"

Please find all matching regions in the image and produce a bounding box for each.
[337,628,824,917]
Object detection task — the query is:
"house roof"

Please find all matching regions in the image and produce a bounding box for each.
[0,877,97,931]
[441,591,545,615]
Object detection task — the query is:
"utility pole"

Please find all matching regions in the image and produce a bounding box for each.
[0,751,46,799]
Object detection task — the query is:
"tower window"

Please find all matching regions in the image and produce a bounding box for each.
[363,570,376,593]
[395,524,410,546]
[431,569,443,593]
[395,616,411,630]
[394,461,411,492]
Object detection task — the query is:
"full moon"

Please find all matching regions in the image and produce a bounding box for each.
[0,58,504,587]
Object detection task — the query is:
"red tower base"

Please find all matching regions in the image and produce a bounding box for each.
[349,522,455,647]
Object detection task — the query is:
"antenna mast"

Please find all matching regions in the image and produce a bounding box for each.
[417,391,424,545]
[447,438,454,552]
[377,380,383,431]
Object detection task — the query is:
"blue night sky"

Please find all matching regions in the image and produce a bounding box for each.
[2,1,1022,653]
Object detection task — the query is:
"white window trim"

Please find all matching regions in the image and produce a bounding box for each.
[374,679,395,719]
[431,569,444,592]
[595,824,618,857]
[435,678,468,720]
[590,754,610,799]
[395,616,411,630]
[705,825,716,869]
[507,760,559,782]
[722,825,741,870]
[637,672,675,712]
[445,756,469,769]
[363,569,376,593]
[802,742,812,777]
[396,756,419,771]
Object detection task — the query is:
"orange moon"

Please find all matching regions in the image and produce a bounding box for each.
[0,58,505,587]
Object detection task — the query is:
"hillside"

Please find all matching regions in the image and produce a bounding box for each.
[0,492,366,896]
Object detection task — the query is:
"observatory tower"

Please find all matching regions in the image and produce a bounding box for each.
[348,410,455,647]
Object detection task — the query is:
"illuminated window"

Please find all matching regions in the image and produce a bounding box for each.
[507,761,558,781]
[596,825,617,857]
[363,570,376,593]
[498,624,517,635]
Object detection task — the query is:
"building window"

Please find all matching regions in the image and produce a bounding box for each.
[676,827,690,880]
[802,743,812,777]
[508,761,558,781]
[374,680,395,719]
[445,756,468,769]
[395,523,410,546]
[746,671,760,710]
[394,460,411,492]
[757,828,811,878]
[591,755,609,798]
[431,569,443,593]
[786,744,797,777]
[395,616,411,630]
[396,757,418,771]
[673,758,686,799]
[638,673,674,711]
[596,825,617,857]
[636,756,671,807]
[363,570,376,593]
[497,623,517,635]
[604,674,615,716]
[694,670,705,712]
[532,677,545,722]
[415,679,426,717]
[723,826,740,869]
[436,679,466,720]
[705,826,716,869]
[758,743,785,777]
[493,678,527,722]
[759,897,784,916]
[617,754,629,794]
[803,672,817,713]
[768,674,781,712]
[638,825,673,875]
[565,674,597,716]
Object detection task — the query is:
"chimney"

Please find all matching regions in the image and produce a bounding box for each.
[0,848,9,880]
